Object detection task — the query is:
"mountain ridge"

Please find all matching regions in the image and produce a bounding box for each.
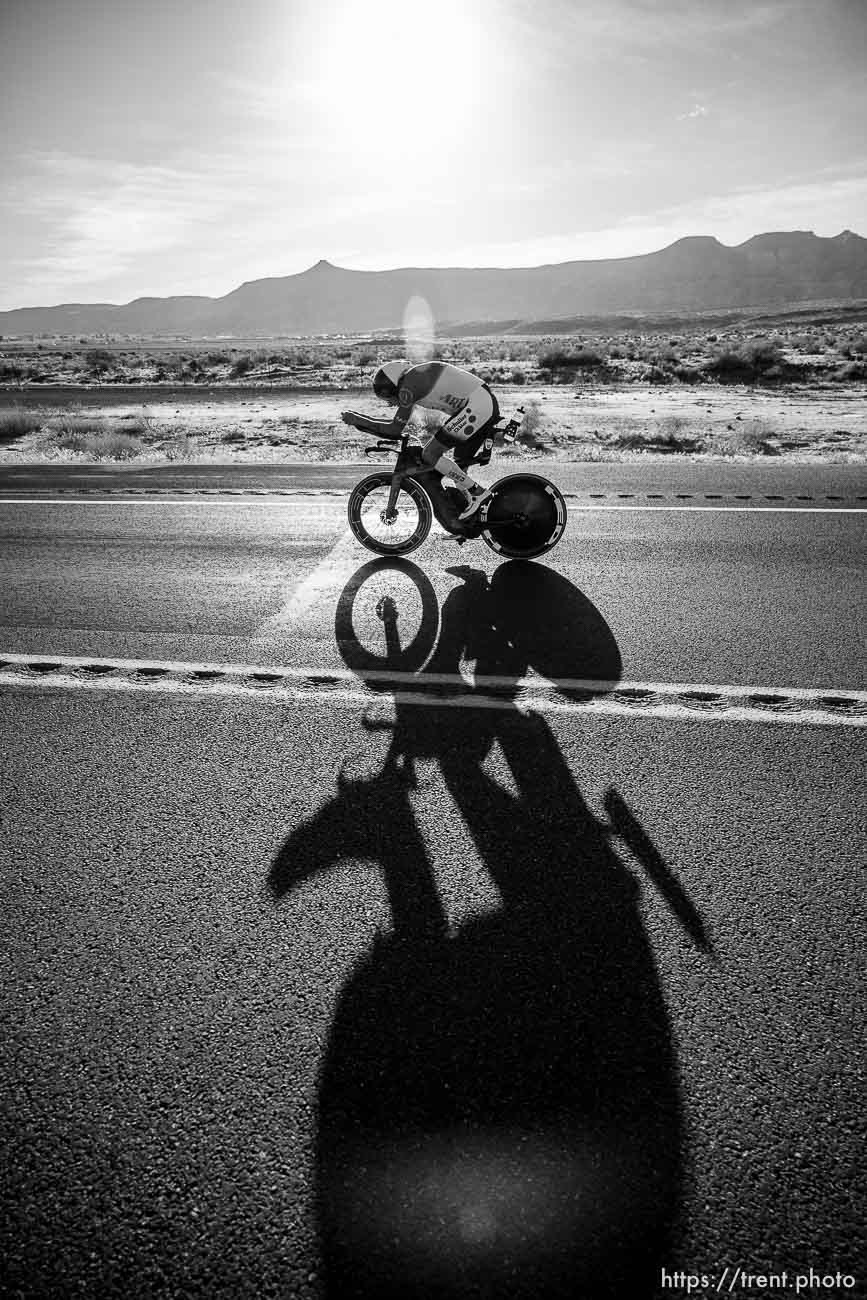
[2,230,866,335]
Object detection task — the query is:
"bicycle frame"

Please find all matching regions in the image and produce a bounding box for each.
[378,432,484,538]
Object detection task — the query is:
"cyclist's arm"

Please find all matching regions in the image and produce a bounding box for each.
[342,401,414,437]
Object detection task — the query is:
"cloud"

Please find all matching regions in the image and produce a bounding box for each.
[339,167,867,269]
[0,143,455,305]
[4,144,865,308]
[528,0,802,57]
[0,152,272,304]
[649,169,867,237]
[678,104,709,120]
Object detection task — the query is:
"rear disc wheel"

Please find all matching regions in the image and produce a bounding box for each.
[479,473,567,559]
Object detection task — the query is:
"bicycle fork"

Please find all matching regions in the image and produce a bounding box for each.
[384,434,412,519]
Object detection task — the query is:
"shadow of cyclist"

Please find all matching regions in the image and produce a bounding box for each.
[269,560,711,1299]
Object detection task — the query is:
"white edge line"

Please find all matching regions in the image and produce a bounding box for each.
[0,499,865,514]
[0,670,863,733]
[0,670,864,727]
[0,652,864,702]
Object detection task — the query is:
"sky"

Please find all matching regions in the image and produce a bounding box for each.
[1,0,865,310]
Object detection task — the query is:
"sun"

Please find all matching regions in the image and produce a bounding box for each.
[303,0,486,160]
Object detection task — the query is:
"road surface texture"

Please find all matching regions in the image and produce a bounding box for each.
[1,463,864,1300]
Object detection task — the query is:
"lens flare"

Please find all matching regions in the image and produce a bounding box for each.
[403,294,435,363]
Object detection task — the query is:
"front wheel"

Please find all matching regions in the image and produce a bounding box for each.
[348,471,433,556]
[479,473,567,558]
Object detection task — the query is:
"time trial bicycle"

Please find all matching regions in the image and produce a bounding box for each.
[347,406,567,559]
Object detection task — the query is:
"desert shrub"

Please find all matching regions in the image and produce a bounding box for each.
[602,431,646,450]
[705,420,777,456]
[742,340,785,369]
[833,360,867,381]
[163,434,193,460]
[0,362,25,382]
[221,428,246,443]
[229,356,254,379]
[653,416,702,450]
[738,421,778,453]
[52,429,98,453]
[49,414,108,439]
[705,350,744,377]
[114,413,150,435]
[84,348,114,374]
[89,432,143,459]
[0,408,43,441]
[286,348,314,366]
[704,341,785,380]
[51,425,142,458]
[673,365,700,383]
[600,426,696,452]
[46,411,148,442]
[603,419,699,452]
[538,347,605,371]
[510,369,526,384]
[516,399,544,446]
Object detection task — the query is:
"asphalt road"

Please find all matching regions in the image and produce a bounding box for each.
[1,463,865,1299]
[2,459,867,499]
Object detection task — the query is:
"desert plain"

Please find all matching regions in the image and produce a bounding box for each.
[1,315,865,465]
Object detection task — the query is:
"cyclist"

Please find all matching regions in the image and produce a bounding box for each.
[341,360,500,519]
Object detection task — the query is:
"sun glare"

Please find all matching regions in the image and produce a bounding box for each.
[304,0,486,159]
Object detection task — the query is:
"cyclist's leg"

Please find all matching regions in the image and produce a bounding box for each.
[421,434,479,500]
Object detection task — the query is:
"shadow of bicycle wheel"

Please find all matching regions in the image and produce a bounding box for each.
[335,557,440,682]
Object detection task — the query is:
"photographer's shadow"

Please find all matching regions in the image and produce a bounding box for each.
[270,561,711,1299]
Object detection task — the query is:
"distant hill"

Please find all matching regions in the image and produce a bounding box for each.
[2,230,866,336]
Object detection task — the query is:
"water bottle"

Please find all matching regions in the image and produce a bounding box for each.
[503,405,525,443]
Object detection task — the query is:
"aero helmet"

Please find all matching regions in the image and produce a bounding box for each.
[373,361,407,403]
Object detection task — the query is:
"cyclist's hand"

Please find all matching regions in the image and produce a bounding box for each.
[341,410,360,427]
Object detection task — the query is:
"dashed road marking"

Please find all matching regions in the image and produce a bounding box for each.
[0,496,344,506]
[1,654,864,727]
